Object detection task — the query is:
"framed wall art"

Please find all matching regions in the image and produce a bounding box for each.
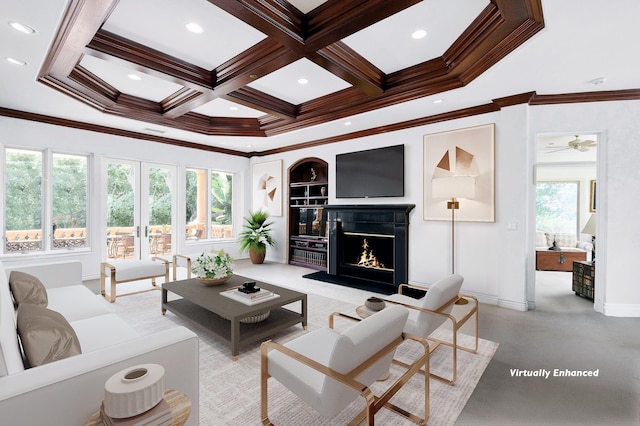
[423,123,496,222]
[252,160,282,216]
[589,180,596,212]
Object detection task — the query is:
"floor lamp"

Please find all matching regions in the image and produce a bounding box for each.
[581,213,596,263]
[432,176,476,274]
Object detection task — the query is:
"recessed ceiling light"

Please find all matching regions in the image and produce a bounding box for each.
[344,121,352,126]
[9,21,36,34]
[411,29,427,40]
[433,98,444,104]
[229,106,239,111]
[128,74,141,81]
[246,144,252,148]
[298,78,308,85]
[185,22,203,34]
[5,57,27,66]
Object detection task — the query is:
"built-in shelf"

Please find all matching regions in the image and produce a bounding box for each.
[288,158,328,271]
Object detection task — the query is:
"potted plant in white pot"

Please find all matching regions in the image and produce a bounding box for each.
[239,210,276,264]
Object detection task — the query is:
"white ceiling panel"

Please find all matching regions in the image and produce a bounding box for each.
[192,98,266,118]
[102,0,267,70]
[343,0,488,74]
[247,58,352,105]
[79,55,183,102]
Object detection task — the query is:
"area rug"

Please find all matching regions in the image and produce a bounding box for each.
[101,288,498,425]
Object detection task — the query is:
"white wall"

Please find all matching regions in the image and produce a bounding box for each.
[3,97,640,316]
[531,99,640,316]
[1,117,251,279]
[255,106,531,311]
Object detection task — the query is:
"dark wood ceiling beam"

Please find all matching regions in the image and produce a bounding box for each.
[206,0,305,49]
[161,88,205,116]
[304,0,421,52]
[310,42,384,96]
[0,107,252,156]
[444,0,544,84]
[87,30,213,89]
[225,87,296,119]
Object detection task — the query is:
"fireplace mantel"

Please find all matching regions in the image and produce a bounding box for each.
[324,204,415,290]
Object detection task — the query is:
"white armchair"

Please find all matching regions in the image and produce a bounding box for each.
[260,305,430,425]
[385,274,479,385]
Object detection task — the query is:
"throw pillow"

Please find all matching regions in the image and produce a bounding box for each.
[9,271,48,307]
[554,233,577,248]
[16,304,81,367]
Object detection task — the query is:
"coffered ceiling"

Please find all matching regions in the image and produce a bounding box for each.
[1,0,639,156]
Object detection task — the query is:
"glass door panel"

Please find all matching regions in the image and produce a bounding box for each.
[143,163,175,258]
[106,160,139,259]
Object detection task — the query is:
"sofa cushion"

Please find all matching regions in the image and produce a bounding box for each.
[9,271,48,307]
[70,313,140,353]
[17,304,82,368]
[554,233,577,248]
[0,262,25,376]
[47,285,111,322]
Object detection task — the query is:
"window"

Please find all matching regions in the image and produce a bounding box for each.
[536,181,578,234]
[186,168,234,240]
[4,148,90,254]
[52,153,88,250]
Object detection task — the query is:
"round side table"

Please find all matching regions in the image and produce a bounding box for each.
[83,389,191,426]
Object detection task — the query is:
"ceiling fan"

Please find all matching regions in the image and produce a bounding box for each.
[546,135,597,153]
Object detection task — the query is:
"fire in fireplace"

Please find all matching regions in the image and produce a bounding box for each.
[343,232,393,271]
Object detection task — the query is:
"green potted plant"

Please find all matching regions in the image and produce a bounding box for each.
[239,210,276,264]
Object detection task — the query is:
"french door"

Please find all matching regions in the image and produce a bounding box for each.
[104,159,176,260]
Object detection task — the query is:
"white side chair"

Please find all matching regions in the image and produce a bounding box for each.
[385,274,479,385]
[260,305,430,425]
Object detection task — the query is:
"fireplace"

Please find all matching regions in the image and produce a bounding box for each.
[325,204,415,292]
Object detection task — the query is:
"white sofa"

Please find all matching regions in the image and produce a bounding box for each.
[536,231,594,262]
[0,260,199,425]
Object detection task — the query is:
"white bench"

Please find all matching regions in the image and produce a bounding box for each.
[100,258,169,302]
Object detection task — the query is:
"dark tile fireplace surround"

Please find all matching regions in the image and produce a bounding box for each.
[324,204,415,293]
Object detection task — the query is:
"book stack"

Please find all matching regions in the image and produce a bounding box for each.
[100,399,172,426]
[236,287,274,301]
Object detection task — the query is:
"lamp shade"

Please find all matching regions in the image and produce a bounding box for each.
[432,176,476,199]
[582,214,596,235]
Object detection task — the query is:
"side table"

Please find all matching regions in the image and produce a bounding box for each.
[83,389,191,426]
[572,261,595,300]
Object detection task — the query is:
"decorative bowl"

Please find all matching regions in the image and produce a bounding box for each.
[197,275,232,286]
[365,297,386,311]
[240,310,271,323]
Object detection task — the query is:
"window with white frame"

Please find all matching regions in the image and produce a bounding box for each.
[4,148,89,254]
[185,168,234,241]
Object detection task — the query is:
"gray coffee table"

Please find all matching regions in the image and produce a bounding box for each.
[162,275,307,360]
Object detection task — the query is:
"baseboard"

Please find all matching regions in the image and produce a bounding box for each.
[603,303,640,317]
[497,298,529,312]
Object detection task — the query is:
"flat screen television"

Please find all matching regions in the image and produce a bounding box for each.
[336,144,404,198]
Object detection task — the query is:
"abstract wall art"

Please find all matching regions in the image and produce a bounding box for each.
[252,160,282,216]
[423,123,495,222]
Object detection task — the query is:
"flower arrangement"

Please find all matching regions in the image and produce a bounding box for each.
[191,249,234,279]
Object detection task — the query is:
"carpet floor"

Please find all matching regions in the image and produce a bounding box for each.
[100,287,498,425]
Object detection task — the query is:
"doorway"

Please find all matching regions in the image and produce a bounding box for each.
[534,134,597,306]
[104,159,176,260]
